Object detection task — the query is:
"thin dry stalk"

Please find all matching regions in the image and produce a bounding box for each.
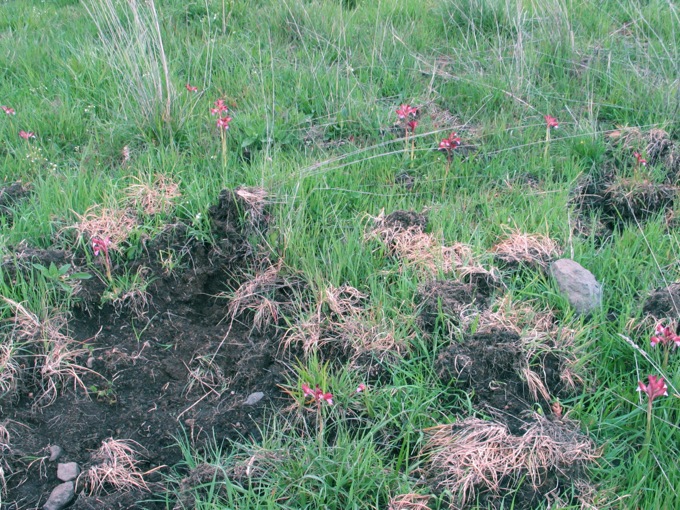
[183,354,231,400]
[492,229,561,268]
[425,416,599,505]
[235,187,269,225]
[82,438,151,495]
[0,343,20,401]
[126,174,181,215]
[227,261,286,332]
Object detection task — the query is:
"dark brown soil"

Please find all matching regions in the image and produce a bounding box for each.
[0,182,32,225]
[642,283,680,320]
[1,190,288,510]
[435,329,565,434]
[381,210,428,232]
[417,280,490,332]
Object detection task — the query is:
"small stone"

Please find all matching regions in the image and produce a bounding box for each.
[48,445,63,462]
[243,392,264,406]
[550,259,602,314]
[43,481,75,510]
[57,462,80,482]
[86,356,95,368]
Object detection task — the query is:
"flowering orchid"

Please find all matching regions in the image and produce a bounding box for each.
[19,130,35,140]
[650,323,680,348]
[210,99,229,116]
[407,120,418,133]
[439,132,461,152]
[544,115,559,129]
[91,236,112,282]
[2,105,15,115]
[185,84,199,92]
[356,383,367,393]
[301,383,333,405]
[216,115,232,130]
[633,151,647,167]
[638,375,668,402]
[396,104,417,119]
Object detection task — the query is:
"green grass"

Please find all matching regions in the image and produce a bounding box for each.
[2,0,680,508]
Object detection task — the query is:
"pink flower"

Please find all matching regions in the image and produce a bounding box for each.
[650,323,680,348]
[439,132,461,152]
[216,115,232,130]
[210,99,228,115]
[2,105,15,115]
[638,375,668,402]
[356,383,367,393]
[544,115,559,129]
[19,130,35,140]
[301,383,333,405]
[407,120,418,133]
[91,236,111,257]
[185,84,198,92]
[396,104,417,119]
[634,152,647,166]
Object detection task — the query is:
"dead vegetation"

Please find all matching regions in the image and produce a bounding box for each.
[424,416,599,507]
[125,174,181,216]
[388,493,432,510]
[608,127,680,179]
[81,438,151,496]
[2,298,92,408]
[491,229,561,269]
[69,205,138,251]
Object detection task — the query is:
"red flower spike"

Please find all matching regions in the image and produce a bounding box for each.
[356,383,367,393]
[19,130,35,140]
[210,99,229,115]
[407,120,418,133]
[396,104,417,119]
[650,322,680,348]
[301,383,333,405]
[439,132,461,152]
[544,115,559,129]
[2,105,16,115]
[91,236,111,257]
[634,152,647,166]
[637,375,668,402]
[185,84,198,92]
[216,116,232,130]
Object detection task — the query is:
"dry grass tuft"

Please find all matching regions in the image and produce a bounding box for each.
[82,438,151,495]
[226,446,282,483]
[0,343,20,402]
[424,416,599,505]
[126,174,181,215]
[69,205,138,250]
[492,229,561,269]
[368,211,473,275]
[388,493,431,510]
[3,298,91,408]
[183,354,231,400]
[235,186,269,225]
[283,284,405,365]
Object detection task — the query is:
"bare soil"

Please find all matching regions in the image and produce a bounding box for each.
[1,190,287,509]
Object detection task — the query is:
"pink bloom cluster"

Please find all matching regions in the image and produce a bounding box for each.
[302,383,333,405]
[634,151,647,166]
[211,99,232,130]
[2,105,16,115]
[91,236,111,257]
[439,132,461,152]
[19,130,35,140]
[650,323,680,348]
[544,115,559,129]
[396,104,417,120]
[638,375,668,403]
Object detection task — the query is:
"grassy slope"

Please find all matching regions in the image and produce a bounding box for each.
[1,0,679,508]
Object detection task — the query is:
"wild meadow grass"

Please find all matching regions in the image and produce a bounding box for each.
[1,0,679,508]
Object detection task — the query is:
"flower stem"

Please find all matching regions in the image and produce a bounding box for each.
[220,129,227,176]
[643,399,653,456]
[441,155,451,201]
[544,127,551,160]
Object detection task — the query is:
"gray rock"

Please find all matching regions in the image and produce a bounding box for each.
[43,481,75,510]
[48,445,63,462]
[57,462,80,482]
[550,259,602,314]
[243,392,265,406]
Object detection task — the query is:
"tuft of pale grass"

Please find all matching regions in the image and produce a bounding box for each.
[183,354,231,400]
[492,229,561,268]
[235,187,269,226]
[82,438,151,496]
[368,211,473,275]
[69,205,138,251]
[0,343,20,402]
[388,493,431,510]
[424,416,599,506]
[126,174,181,216]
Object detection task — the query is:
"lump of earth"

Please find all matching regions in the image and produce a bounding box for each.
[550,258,602,315]
[417,280,489,332]
[0,181,32,225]
[435,329,564,433]
[380,210,428,232]
[642,283,680,319]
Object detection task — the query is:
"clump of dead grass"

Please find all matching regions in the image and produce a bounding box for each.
[283,284,406,367]
[608,127,679,176]
[367,210,476,275]
[69,205,138,250]
[491,229,561,269]
[0,343,20,402]
[125,174,181,215]
[3,298,91,408]
[388,493,431,510]
[81,438,151,495]
[234,186,269,226]
[424,416,599,506]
